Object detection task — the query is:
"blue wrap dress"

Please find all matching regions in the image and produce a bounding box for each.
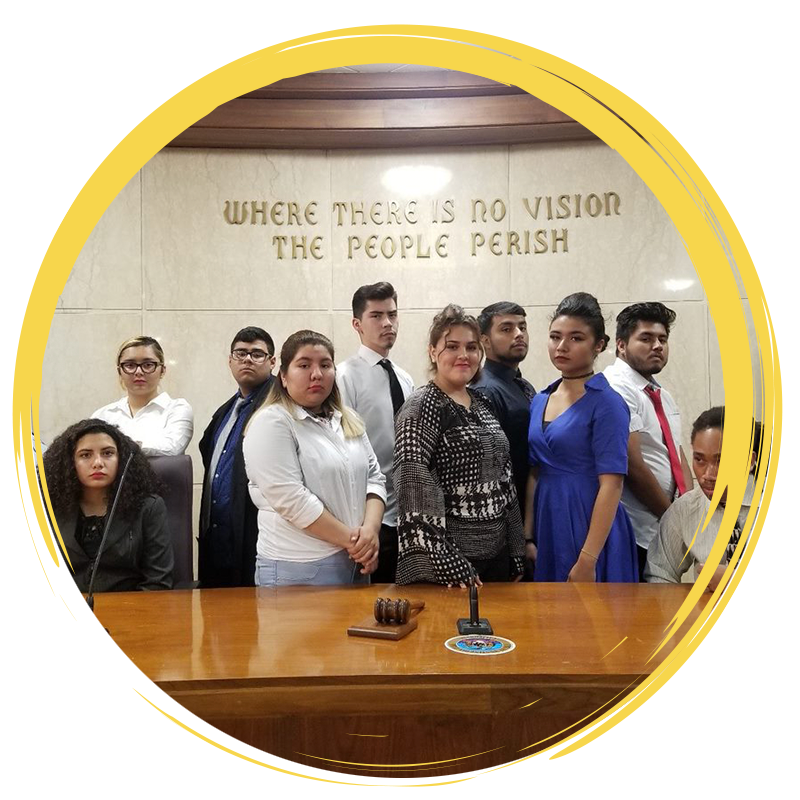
[528,373,639,582]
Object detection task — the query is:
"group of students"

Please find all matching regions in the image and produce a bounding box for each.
[42,282,757,594]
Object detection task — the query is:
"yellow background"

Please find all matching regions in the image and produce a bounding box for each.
[14,25,781,786]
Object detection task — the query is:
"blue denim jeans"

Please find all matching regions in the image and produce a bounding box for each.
[255,549,369,587]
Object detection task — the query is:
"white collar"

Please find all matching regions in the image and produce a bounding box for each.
[612,357,660,391]
[111,391,171,414]
[293,402,342,428]
[358,344,392,367]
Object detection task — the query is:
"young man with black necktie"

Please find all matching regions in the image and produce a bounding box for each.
[337,282,414,584]
[603,303,694,579]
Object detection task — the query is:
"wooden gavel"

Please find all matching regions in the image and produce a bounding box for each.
[373,597,425,625]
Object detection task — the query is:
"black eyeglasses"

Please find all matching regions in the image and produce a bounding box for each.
[118,360,162,374]
[231,348,271,364]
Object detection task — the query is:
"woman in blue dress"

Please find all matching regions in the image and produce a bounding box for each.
[527,293,638,582]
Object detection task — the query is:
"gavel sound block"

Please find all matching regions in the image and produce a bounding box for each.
[347,597,426,640]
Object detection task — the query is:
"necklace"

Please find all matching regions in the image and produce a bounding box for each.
[562,371,594,380]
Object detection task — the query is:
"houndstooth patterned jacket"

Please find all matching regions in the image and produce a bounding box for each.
[393,382,525,585]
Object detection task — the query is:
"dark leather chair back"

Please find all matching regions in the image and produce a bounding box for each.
[148,455,194,587]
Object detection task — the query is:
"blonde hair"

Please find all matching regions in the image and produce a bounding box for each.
[116,335,165,365]
[258,330,365,438]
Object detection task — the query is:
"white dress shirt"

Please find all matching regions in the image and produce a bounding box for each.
[645,476,755,583]
[91,391,194,456]
[603,357,684,549]
[337,344,414,527]
[243,403,387,562]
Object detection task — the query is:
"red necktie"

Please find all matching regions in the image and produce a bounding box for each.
[643,384,687,496]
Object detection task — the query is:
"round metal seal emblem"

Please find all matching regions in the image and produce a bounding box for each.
[444,635,516,655]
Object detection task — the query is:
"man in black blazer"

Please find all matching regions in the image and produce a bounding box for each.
[198,326,275,587]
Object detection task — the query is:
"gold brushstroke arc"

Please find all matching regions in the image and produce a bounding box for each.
[295,746,505,768]
[518,677,641,752]
[601,636,628,660]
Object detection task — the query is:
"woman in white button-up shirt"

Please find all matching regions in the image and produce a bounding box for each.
[92,336,193,457]
[243,330,386,586]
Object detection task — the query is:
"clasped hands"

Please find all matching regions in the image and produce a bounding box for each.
[347,524,380,574]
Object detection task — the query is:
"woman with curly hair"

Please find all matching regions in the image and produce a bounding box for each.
[393,304,525,586]
[43,419,174,592]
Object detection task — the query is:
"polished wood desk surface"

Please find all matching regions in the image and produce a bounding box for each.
[95,584,704,776]
[95,583,701,686]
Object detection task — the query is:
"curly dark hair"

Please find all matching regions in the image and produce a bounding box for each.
[42,419,162,521]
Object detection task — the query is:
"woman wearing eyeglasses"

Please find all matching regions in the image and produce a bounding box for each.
[91,335,194,456]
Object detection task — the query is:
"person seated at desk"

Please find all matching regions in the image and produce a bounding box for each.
[645,406,759,590]
[43,419,173,592]
[393,304,525,587]
[91,335,193,456]
[243,330,386,587]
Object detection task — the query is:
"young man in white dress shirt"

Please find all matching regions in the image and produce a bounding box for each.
[337,282,414,583]
[603,302,694,579]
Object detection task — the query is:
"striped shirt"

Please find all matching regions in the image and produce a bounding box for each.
[645,476,755,583]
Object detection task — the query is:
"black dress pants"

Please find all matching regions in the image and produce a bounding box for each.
[371,523,399,584]
[470,545,513,582]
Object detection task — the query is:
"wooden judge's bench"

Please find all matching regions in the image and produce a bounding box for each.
[94,584,703,778]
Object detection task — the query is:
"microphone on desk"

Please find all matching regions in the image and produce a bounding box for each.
[86,452,134,613]
[456,561,493,635]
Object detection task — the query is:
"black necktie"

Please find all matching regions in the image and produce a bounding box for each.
[379,359,405,415]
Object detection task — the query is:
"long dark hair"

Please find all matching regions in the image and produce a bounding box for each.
[42,419,162,521]
[259,330,365,438]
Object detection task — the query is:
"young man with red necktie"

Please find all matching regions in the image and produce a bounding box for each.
[603,303,694,580]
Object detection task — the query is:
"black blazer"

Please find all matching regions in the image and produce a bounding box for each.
[59,495,173,593]
[197,376,273,587]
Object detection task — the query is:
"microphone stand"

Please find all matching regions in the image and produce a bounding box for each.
[456,560,493,635]
[86,452,134,612]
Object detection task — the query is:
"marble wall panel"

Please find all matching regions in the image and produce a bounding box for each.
[329,147,511,310]
[708,299,761,415]
[142,150,333,310]
[508,142,702,307]
[709,305,724,408]
[40,143,734,524]
[143,310,334,476]
[58,172,142,310]
[40,311,144,444]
